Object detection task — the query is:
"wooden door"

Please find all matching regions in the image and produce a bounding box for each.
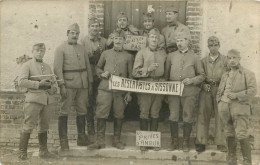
[104,1,187,38]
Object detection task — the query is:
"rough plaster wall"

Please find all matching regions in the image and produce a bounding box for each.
[201,1,260,94]
[0,0,89,89]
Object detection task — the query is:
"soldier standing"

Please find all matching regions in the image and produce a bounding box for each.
[54,23,93,152]
[217,49,256,165]
[162,6,190,54]
[195,36,227,152]
[140,12,165,49]
[80,17,107,143]
[106,12,139,49]
[18,43,57,160]
[88,32,133,150]
[165,32,205,152]
[133,29,167,151]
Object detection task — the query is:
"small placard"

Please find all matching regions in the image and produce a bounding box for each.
[136,131,161,147]
[123,35,147,51]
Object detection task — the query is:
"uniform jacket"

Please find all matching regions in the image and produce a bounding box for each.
[216,66,257,104]
[96,48,134,91]
[54,41,93,88]
[165,50,205,96]
[133,47,167,80]
[18,58,58,105]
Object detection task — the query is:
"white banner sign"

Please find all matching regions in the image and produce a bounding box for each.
[136,131,161,147]
[123,35,147,51]
[109,75,184,96]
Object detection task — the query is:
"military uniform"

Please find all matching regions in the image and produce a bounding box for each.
[196,37,227,152]
[18,43,57,160]
[165,45,205,151]
[162,6,191,54]
[54,23,93,151]
[217,50,256,164]
[80,17,107,142]
[88,44,134,150]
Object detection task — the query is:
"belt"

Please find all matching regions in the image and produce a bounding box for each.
[205,80,220,86]
[63,68,87,73]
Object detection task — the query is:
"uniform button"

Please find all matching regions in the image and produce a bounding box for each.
[179,76,182,78]
[114,71,116,73]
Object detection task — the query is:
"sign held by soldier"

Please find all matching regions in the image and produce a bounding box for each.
[123,35,147,51]
[136,131,161,147]
[109,75,184,96]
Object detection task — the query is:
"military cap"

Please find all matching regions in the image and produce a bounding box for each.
[227,49,240,57]
[117,12,128,20]
[176,32,191,40]
[149,28,160,37]
[143,12,154,21]
[68,23,80,33]
[112,31,126,39]
[88,16,100,26]
[32,43,45,50]
[208,36,220,45]
[165,6,179,13]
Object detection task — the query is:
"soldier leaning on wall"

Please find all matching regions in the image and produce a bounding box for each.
[18,43,57,160]
[80,16,107,144]
[54,23,93,153]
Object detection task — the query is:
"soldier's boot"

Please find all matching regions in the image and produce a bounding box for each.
[76,115,91,146]
[226,137,238,165]
[183,122,192,152]
[217,145,227,152]
[58,116,69,152]
[112,118,125,150]
[38,132,57,159]
[86,106,95,144]
[195,144,206,152]
[239,138,252,165]
[168,121,179,151]
[88,118,106,150]
[18,132,30,160]
[140,119,149,151]
[150,118,160,151]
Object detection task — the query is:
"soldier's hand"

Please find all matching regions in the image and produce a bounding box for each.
[227,93,237,100]
[148,63,159,72]
[124,93,132,104]
[182,78,193,85]
[60,85,68,98]
[39,79,51,87]
[46,86,57,95]
[100,71,110,79]
[203,84,211,92]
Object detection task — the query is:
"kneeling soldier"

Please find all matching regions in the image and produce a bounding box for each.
[133,28,167,151]
[18,43,57,160]
[88,32,134,150]
[165,32,205,152]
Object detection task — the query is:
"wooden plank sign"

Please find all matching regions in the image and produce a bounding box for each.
[136,131,161,147]
[123,35,147,51]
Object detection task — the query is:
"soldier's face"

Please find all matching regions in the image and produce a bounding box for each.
[208,41,220,55]
[143,19,154,30]
[176,38,189,51]
[148,34,159,48]
[117,17,128,29]
[227,53,240,68]
[166,12,178,23]
[67,30,79,44]
[33,47,45,60]
[113,36,124,49]
[89,23,100,36]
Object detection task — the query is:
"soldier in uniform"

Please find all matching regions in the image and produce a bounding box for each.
[88,31,133,150]
[162,6,191,54]
[217,49,257,165]
[195,36,227,152]
[18,43,57,160]
[165,32,205,152]
[80,17,107,143]
[106,12,139,49]
[139,12,165,49]
[54,23,93,152]
[133,28,167,151]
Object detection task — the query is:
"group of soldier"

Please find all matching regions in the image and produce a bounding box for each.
[17,5,256,165]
